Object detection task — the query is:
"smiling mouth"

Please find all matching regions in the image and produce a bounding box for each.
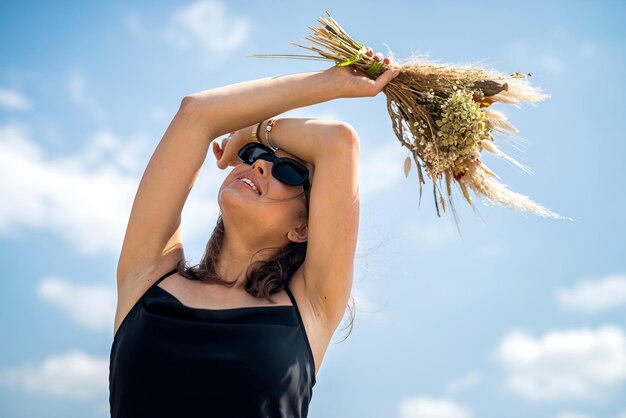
[237,178,260,195]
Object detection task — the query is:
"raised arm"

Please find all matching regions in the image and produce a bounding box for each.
[204,65,400,328]
[187,71,336,139]
[117,63,396,288]
[185,65,399,140]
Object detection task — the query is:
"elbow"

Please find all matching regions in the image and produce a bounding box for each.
[180,95,198,113]
[333,122,360,154]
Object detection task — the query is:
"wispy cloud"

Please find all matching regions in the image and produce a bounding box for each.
[0,122,220,256]
[504,40,565,75]
[358,140,407,200]
[495,325,626,401]
[557,273,626,313]
[351,285,390,324]
[162,0,251,67]
[444,371,482,394]
[0,87,32,111]
[399,396,471,418]
[123,12,146,40]
[403,220,459,248]
[67,70,106,124]
[579,41,597,59]
[36,274,116,332]
[0,350,108,401]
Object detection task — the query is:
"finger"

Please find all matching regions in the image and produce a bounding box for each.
[374,67,400,90]
[374,52,384,62]
[366,47,373,57]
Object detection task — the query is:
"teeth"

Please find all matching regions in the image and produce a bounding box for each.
[241,178,259,194]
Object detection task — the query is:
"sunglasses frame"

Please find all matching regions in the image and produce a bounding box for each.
[237,142,311,207]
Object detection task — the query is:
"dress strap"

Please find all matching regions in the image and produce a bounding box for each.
[283,284,298,308]
[153,268,178,287]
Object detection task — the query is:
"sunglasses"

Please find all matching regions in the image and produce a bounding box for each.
[237,142,311,207]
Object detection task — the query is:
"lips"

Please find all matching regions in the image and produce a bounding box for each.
[236,173,262,195]
[237,178,258,194]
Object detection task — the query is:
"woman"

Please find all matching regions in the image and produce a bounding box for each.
[109,51,398,417]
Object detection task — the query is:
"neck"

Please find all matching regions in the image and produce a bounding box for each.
[216,230,278,289]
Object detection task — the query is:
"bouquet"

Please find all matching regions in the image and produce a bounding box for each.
[253,12,573,226]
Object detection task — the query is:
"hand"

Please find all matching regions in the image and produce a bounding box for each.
[212,125,255,170]
[326,48,400,99]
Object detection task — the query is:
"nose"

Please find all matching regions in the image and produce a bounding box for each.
[251,157,272,178]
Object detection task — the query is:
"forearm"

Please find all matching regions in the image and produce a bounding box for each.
[257,117,358,165]
[186,70,341,139]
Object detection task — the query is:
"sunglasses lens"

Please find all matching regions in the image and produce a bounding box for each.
[241,145,268,163]
[274,162,307,185]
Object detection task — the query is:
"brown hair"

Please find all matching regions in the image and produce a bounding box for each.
[174,212,356,341]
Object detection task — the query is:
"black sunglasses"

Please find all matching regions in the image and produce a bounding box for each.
[237,142,311,206]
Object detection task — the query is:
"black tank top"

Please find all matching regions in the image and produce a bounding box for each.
[109,268,316,418]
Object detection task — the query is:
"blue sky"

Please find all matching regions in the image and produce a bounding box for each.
[1,1,625,417]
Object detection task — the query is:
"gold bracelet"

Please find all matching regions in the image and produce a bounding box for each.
[251,122,263,145]
[265,118,278,150]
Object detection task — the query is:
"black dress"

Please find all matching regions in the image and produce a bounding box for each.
[109,268,316,418]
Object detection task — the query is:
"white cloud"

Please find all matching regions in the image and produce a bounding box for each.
[67,70,106,124]
[359,140,407,199]
[124,12,146,39]
[580,41,597,59]
[556,412,594,418]
[149,106,173,124]
[0,121,220,256]
[0,350,108,401]
[350,285,389,324]
[504,40,564,75]
[495,325,626,401]
[399,396,471,418]
[403,219,459,248]
[538,53,564,74]
[0,87,32,111]
[163,0,251,66]
[36,275,116,332]
[444,372,481,393]
[557,273,626,313]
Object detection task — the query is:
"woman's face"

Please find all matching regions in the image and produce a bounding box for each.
[217,148,315,244]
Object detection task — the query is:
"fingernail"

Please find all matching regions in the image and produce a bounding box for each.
[383,57,390,65]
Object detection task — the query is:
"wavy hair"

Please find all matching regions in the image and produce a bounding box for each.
[175,208,356,341]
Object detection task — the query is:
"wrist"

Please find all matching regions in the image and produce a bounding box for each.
[251,121,270,148]
[257,120,268,147]
[322,66,351,99]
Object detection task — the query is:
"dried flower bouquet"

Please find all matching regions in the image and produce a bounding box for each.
[253,11,573,226]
